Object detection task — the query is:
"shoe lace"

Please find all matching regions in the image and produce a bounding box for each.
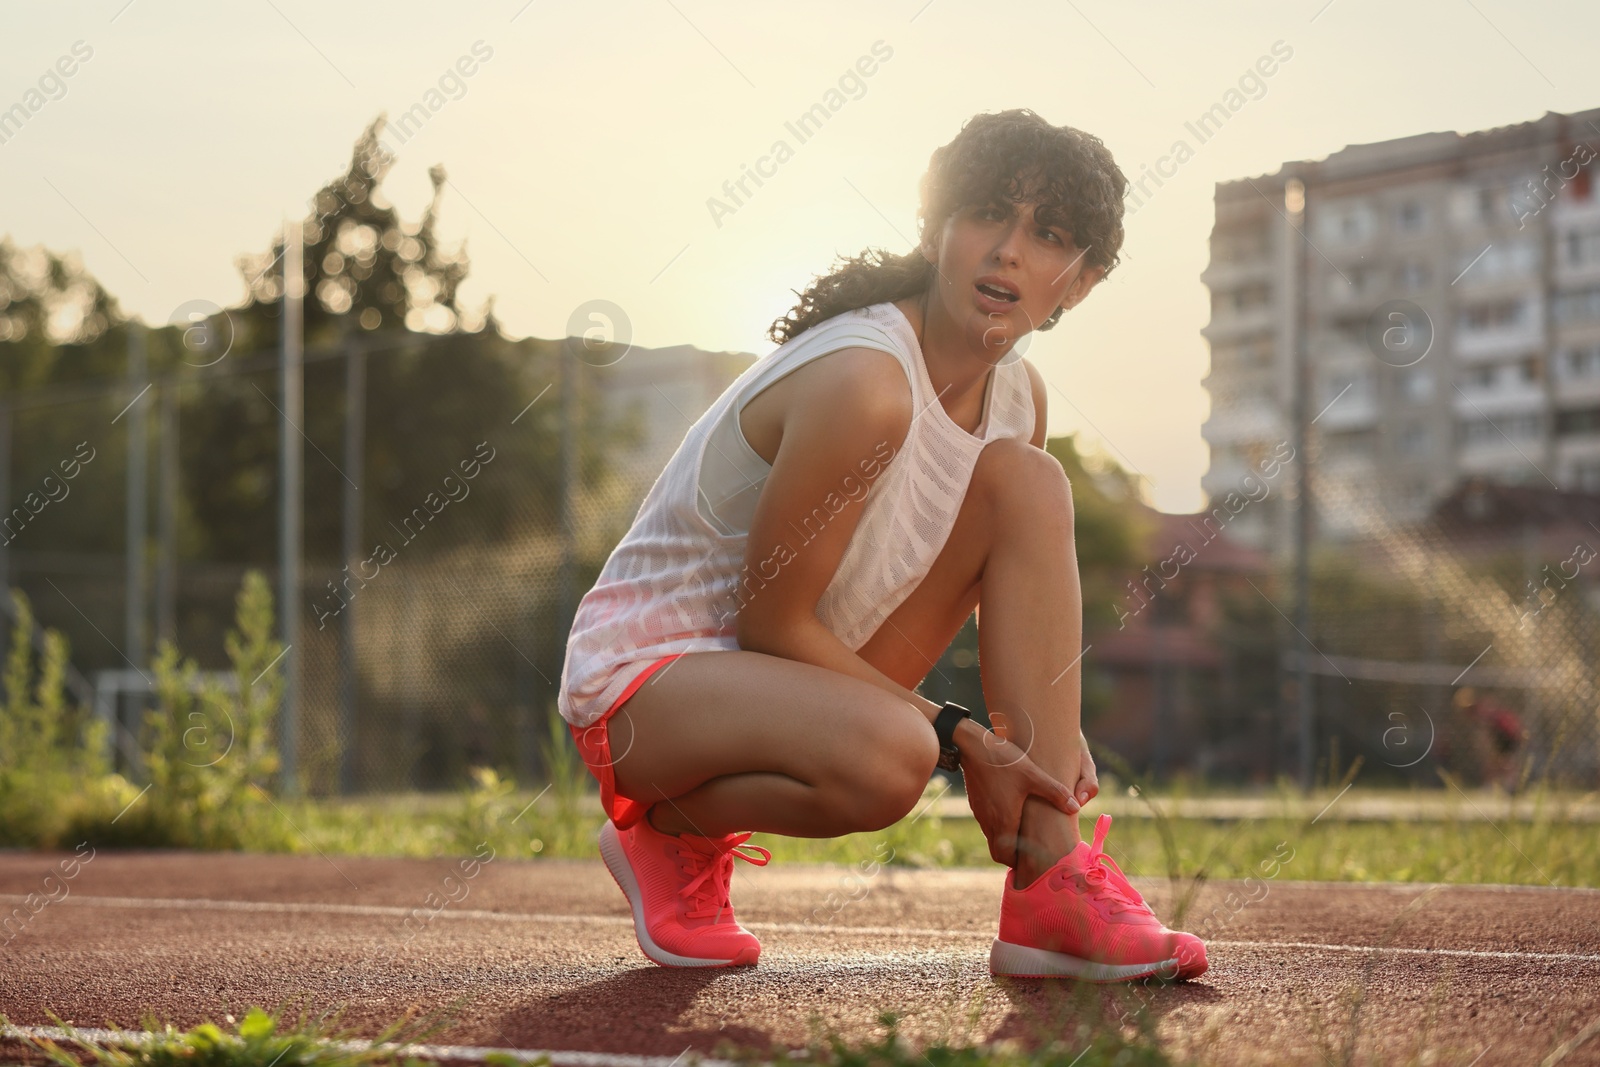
[1050,814,1150,915]
[674,831,771,921]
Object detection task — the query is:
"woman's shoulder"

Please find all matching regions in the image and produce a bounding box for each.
[773,301,913,359]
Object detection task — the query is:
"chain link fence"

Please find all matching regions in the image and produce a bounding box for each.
[7,324,1600,794]
[2,324,709,795]
[1297,474,1600,788]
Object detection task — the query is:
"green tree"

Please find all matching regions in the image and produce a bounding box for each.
[232,113,478,349]
[0,237,124,388]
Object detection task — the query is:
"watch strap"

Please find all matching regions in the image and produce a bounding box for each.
[933,701,972,771]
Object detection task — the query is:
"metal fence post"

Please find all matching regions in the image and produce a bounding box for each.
[124,323,148,672]
[559,341,577,656]
[339,322,364,795]
[278,220,304,796]
[156,380,178,646]
[123,323,149,757]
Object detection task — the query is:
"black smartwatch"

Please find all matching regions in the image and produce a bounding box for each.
[933,701,972,772]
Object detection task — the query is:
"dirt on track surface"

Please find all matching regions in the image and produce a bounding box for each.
[2,850,1598,1067]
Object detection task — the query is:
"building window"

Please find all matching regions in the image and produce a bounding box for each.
[1322,367,1371,407]
[1397,201,1425,233]
[1319,201,1374,245]
[1477,186,1507,224]
[1401,368,1435,402]
[1211,230,1269,264]
[1396,262,1431,290]
[1557,407,1600,436]
[1559,344,1600,380]
[1555,287,1600,324]
[1565,227,1600,267]
[1399,423,1431,456]
[1215,335,1276,369]
[1327,268,1371,299]
[1571,458,1600,491]
[1322,430,1373,461]
[1211,284,1270,316]
[1458,298,1527,332]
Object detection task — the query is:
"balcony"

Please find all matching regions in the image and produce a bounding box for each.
[1202,400,1285,448]
[1201,256,1275,290]
[1315,391,1378,430]
[1451,380,1544,419]
[1454,297,1543,360]
[1202,306,1276,342]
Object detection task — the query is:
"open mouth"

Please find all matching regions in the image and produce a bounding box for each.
[975,281,1019,303]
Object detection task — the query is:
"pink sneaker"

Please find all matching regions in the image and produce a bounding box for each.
[598,816,771,967]
[990,814,1208,982]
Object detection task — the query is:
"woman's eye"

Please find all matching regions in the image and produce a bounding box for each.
[1038,228,1061,243]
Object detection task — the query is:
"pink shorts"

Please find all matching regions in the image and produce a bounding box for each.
[568,653,685,830]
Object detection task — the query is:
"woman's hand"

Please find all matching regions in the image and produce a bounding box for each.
[1074,731,1099,807]
[952,717,1079,866]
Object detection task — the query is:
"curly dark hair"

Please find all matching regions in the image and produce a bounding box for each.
[767,108,1127,345]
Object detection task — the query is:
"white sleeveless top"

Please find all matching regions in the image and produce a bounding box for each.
[556,300,1036,728]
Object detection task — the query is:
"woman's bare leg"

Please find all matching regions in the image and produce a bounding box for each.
[966,439,1087,887]
[607,649,940,839]
[609,435,1085,869]
[856,435,1086,882]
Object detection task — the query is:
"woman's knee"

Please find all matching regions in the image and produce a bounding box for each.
[974,437,1074,528]
[817,702,940,832]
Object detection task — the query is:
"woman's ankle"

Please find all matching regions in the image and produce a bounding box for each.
[1010,798,1081,888]
[1012,845,1062,889]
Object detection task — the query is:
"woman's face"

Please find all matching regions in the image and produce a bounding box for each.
[923,192,1104,360]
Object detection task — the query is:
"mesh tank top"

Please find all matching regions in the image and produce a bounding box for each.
[556,300,1036,728]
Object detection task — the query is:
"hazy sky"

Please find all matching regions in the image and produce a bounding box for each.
[4,0,1597,511]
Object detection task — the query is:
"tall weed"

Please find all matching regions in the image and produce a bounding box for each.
[0,591,119,845]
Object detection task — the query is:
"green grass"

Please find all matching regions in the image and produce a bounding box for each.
[2,1004,1183,1067]
[756,806,1600,887]
[271,772,1600,891]
[18,993,1585,1067]
[270,713,1600,890]
[2,1004,458,1067]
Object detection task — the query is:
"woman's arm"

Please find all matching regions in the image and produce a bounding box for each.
[732,347,947,722]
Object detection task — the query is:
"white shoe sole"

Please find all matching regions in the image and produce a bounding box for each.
[989,937,1180,982]
[598,821,756,968]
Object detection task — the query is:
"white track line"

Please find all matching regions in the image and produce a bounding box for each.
[1207,939,1600,965]
[0,893,624,925]
[7,894,1600,964]
[0,1025,735,1067]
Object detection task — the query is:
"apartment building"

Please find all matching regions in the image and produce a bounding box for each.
[1202,107,1600,550]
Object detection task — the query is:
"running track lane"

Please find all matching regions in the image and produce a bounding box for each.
[1,851,1597,1066]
